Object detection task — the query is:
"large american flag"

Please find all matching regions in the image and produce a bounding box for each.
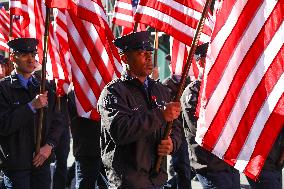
[47,0,122,120]
[197,0,284,180]
[10,0,67,81]
[134,0,215,46]
[112,0,145,35]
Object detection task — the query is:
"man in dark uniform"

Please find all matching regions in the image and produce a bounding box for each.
[180,43,241,189]
[163,54,192,189]
[0,38,64,189]
[67,85,107,189]
[97,31,183,189]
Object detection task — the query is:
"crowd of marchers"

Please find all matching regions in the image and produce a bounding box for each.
[0,33,283,189]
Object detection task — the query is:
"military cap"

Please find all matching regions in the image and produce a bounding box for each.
[195,42,209,60]
[7,38,39,53]
[114,31,154,53]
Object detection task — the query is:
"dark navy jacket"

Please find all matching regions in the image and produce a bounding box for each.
[98,75,182,189]
[0,71,64,170]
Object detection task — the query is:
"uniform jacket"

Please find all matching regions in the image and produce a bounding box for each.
[0,71,64,170]
[162,75,191,150]
[181,79,233,172]
[67,90,101,158]
[98,74,182,189]
[162,75,191,101]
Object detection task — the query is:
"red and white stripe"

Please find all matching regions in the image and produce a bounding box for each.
[46,0,122,120]
[0,6,22,38]
[53,9,71,93]
[10,0,67,81]
[112,0,133,28]
[112,0,146,35]
[169,37,199,78]
[0,32,8,52]
[65,2,122,120]
[134,0,214,46]
[197,0,284,180]
[0,6,22,51]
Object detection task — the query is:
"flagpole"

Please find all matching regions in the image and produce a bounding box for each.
[111,23,115,34]
[35,6,51,154]
[153,0,213,176]
[153,29,159,67]
[8,14,13,75]
[133,22,138,32]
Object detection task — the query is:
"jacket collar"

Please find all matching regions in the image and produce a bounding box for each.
[121,71,156,89]
[9,70,40,89]
[171,74,191,86]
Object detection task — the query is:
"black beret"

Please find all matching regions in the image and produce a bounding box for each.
[195,42,209,59]
[114,31,154,53]
[7,38,39,53]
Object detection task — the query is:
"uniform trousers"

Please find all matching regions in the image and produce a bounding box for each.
[3,164,51,189]
[196,169,240,189]
[53,127,70,189]
[75,156,101,189]
[170,136,192,189]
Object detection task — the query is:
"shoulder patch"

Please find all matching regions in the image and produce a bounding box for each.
[103,93,118,107]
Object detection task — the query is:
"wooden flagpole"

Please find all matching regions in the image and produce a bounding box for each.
[35,6,51,154]
[111,23,116,34]
[153,29,159,68]
[133,22,138,32]
[153,0,213,176]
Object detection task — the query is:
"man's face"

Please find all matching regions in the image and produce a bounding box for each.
[12,51,37,75]
[123,50,153,78]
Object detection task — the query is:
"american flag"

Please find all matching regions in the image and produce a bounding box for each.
[197,0,284,180]
[10,0,68,81]
[112,0,145,35]
[0,4,21,51]
[112,0,133,28]
[0,5,9,51]
[48,0,123,120]
[53,9,72,96]
[169,37,199,78]
[168,0,220,78]
[134,0,215,46]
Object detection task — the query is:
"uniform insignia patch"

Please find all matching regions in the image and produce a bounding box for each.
[104,94,118,107]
